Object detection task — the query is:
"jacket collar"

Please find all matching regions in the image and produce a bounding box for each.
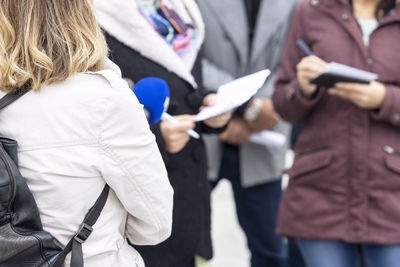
[204,0,297,66]
[250,0,296,63]
[204,0,249,66]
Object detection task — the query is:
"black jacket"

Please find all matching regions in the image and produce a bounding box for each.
[105,33,214,266]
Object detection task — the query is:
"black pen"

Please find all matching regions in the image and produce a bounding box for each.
[296,40,313,56]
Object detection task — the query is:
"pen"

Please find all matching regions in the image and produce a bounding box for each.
[161,112,200,139]
[296,40,313,56]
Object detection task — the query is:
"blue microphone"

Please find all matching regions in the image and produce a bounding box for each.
[132,77,200,139]
[133,77,170,124]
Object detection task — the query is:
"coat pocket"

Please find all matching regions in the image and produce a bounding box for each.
[384,146,400,174]
[286,148,333,179]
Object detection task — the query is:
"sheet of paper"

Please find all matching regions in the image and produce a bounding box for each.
[195,69,271,122]
[326,62,378,81]
[249,130,286,148]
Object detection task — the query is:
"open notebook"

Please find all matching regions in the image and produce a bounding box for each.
[310,62,378,88]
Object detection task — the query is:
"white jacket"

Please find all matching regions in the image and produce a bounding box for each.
[0,59,174,267]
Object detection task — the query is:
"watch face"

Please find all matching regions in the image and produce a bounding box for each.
[244,98,261,122]
[244,109,257,121]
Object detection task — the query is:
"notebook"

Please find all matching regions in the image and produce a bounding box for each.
[310,62,378,88]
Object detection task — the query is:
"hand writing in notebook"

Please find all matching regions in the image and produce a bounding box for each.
[296,55,328,99]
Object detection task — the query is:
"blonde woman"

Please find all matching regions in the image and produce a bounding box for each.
[0,0,173,266]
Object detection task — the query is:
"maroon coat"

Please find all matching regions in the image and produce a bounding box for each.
[273,0,400,244]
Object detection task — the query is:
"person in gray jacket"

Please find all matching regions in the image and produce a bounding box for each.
[197,1,298,266]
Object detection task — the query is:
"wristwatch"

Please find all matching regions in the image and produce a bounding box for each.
[243,98,262,122]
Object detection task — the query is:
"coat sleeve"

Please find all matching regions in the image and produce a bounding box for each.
[371,84,400,128]
[272,2,325,124]
[98,84,173,246]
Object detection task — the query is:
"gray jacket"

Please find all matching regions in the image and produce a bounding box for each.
[198,0,298,187]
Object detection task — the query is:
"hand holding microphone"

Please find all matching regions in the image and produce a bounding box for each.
[160,114,196,153]
[133,77,199,154]
[132,77,170,124]
[161,113,200,139]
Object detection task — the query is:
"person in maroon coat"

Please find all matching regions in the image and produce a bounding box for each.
[273,0,400,266]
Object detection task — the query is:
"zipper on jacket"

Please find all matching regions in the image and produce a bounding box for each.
[0,145,17,212]
[295,145,331,159]
[383,145,400,156]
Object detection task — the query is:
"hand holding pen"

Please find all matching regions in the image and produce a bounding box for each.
[160,113,199,154]
[295,40,328,98]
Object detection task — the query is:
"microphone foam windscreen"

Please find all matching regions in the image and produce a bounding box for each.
[133,77,170,124]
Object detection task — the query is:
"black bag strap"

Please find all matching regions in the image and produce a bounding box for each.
[0,87,30,110]
[53,184,110,267]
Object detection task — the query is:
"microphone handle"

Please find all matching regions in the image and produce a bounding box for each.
[143,108,151,121]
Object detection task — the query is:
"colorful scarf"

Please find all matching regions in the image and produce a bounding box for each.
[135,0,197,56]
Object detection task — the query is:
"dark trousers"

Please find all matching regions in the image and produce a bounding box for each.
[288,240,307,267]
[211,144,287,267]
[180,259,195,267]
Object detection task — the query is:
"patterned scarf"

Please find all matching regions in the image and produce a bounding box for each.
[135,0,197,56]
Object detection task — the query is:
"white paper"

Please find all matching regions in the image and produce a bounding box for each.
[326,62,378,82]
[249,130,286,148]
[195,69,271,122]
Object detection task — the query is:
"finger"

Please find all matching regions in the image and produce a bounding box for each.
[174,114,196,121]
[300,71,322,81]
[335,83,368,92]
[307,55,329,67]
[329,88,359,102]
[330,90,367,108]
[298,63,326,76]
[173,115,196,129]
[328,88,350,98]
[299,56,328,70]
[333,85,366,97]
[204,118,221,127]
[209,112,230,122]
[177,120,195,131]
[165,121,195,133]
[203,94,216,106]
[335,82,368,88]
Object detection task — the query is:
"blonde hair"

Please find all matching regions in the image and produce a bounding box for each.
[0,0,108,92]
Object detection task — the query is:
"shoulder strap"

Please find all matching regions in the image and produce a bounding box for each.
[0,86,109,267]
[0,87,110,267]
[0,87,30,110]
[52,184,110,267]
